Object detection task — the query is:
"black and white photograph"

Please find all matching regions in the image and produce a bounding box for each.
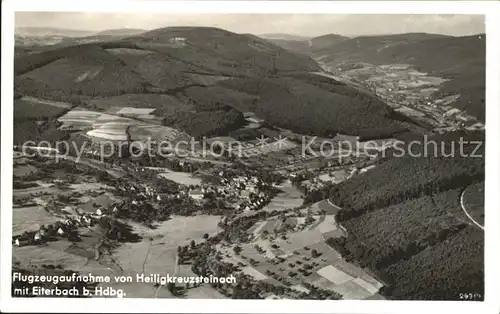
[1,1,499,313]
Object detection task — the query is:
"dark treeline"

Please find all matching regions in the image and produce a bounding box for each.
[219,76,407,137]
[161,108,246,138]
[330,132,485,222]
[323,131,485,300]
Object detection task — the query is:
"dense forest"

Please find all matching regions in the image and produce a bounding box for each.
[330,132,485,222]
[219,76,405,136]
[324,130,485,300]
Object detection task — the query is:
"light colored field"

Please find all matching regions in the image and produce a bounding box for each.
[332,259,366,279]
[58,109,102,125]
[13,243,88,269]
[258,182,302,214]
[93,114,134,127]
[13,206,60,236]
[185,285,228,299]
[20,96,73,109]
[352,277,381,295]
[331,280,374,299]
[88,94,185,111]
[241,139,298,157]
[312,277,336,290]
[111,215,221,297]
[78,193,118,213]
[74,68,102,83]
[241,266,268,280]
[273,230,323,253]
[317,265,353,285]
[251,221,268,238]
[127,215,221,247]
[117,107,156,115]
[158,172,203,186]
[291,285,310,294]
[394,106,426,117]
[87,129,128,141]
[260,218,281,235]
[314,215,338,234]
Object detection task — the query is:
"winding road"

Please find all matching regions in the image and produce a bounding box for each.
[459,189,484,230]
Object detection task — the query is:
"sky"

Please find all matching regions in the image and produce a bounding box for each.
[15,13,485,37]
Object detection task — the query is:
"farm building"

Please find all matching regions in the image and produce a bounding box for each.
[188,189,204,201]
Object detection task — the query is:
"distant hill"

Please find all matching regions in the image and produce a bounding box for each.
[310,34,350,51]
[313,33,485,121]
[262,39,311,55]
[14,26,417,138]
[263,33,350,55]
[96,28,147,36]
[258,33,311,41]
[15,27,94,37]
[312,32,452,61]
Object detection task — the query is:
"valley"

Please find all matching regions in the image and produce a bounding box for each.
[11,23,485,301]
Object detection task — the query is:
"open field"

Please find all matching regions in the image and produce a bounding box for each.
[58,107,189,142]
[13,206,60,236]
[15,96,72,120]
[158,172,203,186]
[259,181,302,214]
[111,215,221,297]
[86,94,186,112]
[13,241,89,269]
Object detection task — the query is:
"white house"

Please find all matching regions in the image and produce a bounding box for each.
[57,228,64,235]
[189,189,204,201]
[96,209,102,216]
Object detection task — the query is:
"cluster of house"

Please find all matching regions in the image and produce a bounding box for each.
[182,172,272,212]
[13,204,120,247]
[114,180,172,205]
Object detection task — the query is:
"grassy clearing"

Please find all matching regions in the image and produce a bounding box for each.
[86,94,186,112]
[185,285,228,299]
[13,206,60,236]
[13,242,89,269]
[158,172,203,186]
[15,96,72,120]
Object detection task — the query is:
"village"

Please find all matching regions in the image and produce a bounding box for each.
[12,112,390,299]
[317,62,485,134]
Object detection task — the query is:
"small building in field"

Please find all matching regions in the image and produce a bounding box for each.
[189,189,204,201]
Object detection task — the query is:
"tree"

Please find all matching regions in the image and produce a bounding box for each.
[233,245,242,255]
[190,240,196,249]
[203,233,209,240]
